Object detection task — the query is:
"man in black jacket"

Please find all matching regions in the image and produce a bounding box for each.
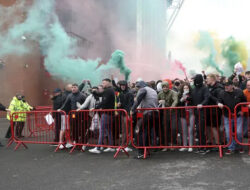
[89,78,116,154]
[51,88,63,142]
[59,84,86,145]
[191,74,210,154]
[218,80,246,154]
[206,74,224,146]
[117,80,134,152]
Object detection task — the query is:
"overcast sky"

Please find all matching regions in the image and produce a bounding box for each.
[168,0,250,73]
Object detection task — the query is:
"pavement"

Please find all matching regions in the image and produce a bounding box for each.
[1,118,250,190]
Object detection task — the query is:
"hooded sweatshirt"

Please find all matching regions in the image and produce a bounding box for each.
[191,74,210,106]
[131,81,158,112]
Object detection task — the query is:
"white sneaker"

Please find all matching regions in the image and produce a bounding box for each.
[82,146,86,151]
[188,148,193,152]
[179,148,188,152]
[161,148,168,152]
[125,147,133,152]
[65,143,73,149]
[59,144,64,150]
[89,147,101,154]
[103,148,115,152]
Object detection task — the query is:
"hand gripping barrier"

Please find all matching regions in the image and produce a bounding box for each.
[67,109,129,158]
[7,110,67,151]
[131,105,232,159]
[234,103,250,155]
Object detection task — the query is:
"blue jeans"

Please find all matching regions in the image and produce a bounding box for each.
[97,114,113,147]
[224,117,243,151]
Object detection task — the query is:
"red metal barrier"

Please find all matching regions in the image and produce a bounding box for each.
[35,106,53,111]
[131,105,232,159]
[7,110,67,151]
[234,103,250,155]
[67,109,129,158]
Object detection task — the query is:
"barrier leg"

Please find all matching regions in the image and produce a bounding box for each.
[219,146,223,158]
[54,143,65,152]
[69,145,77,154]
[114,147,121,158]
[6,138,14,148]
[14,142,28,151]
[113,147,129,159]
[144,148,148,159]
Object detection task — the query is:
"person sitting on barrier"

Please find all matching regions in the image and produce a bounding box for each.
[206,74,224,150]
[51,88,63,143]
[178,83,195,152]
[5,93,33,139]
[218,80,246,155]
[0,102,9,147]
[76,86,103,151]
[59,84,86,147]
[158,81,178,151]
[131,80,159,159]
[89,78,116,154]
[191,74,210,154]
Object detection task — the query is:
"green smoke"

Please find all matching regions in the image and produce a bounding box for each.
[0,0,131,84]
[221,36,248,71]
[106,50,131,81]
[197,31,224,75]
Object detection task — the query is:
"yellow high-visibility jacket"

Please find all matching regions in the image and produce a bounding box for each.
[7,97,32,122]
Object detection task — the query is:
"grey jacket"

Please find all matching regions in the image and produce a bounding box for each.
[132,86,158,112]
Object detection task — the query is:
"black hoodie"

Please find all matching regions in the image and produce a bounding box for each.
[117,80,134,112]
[191,74,210,106]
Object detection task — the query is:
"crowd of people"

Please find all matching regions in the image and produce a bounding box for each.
[1,70,250,159]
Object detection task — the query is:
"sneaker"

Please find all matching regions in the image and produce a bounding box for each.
[188,148,193,152]
[103,148,115,152]
[59,144,64,150]
[194,149,201,154]
[199,149,207,155]
[205,149,211,153]
[100,147,104,151]
[161,148,168,152]
[82,146,86,151]
[179,148,188,152]
[134,154,144,159]
[239,148,244,154]
[89,147,101,154]
[225,149,234,155]
[124,147,133,152]
[65,143,73,149]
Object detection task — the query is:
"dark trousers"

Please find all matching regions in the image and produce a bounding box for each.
[53,113,61,142]
[138,111,159,154]
[160,109,178,146]
[5,122,24,138]
[195,109,206,146]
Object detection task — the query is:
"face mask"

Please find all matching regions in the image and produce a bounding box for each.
[175,82,180,87]
[17,96,22,100]
[184,90,189,94]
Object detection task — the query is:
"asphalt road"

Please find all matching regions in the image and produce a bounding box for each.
[1,118,250,190]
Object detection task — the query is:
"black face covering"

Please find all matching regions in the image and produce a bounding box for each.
[194,74,203,88]
[175,81,180,87]
[17,96,22,100]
